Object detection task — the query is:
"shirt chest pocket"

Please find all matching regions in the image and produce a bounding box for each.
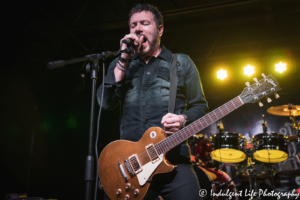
[157,67,184,88]
[157,68,170,89]
[125,70,140,95]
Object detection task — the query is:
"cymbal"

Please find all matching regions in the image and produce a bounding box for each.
[267,105,300,116]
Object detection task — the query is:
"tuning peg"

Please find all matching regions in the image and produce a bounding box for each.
[274,92,280,99]
[245,82,250,87]
[253,77,258,82]
[261,73,266,78]
[258,101,263,107]
[266,96,272,103]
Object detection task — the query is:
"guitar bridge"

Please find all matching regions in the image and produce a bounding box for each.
[145,143,160,163]
[124,159,134,176]
[128,154,142,174]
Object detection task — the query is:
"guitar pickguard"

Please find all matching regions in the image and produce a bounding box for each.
[136,154,163,186]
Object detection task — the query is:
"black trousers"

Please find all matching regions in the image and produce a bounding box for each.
[104,164,202,200]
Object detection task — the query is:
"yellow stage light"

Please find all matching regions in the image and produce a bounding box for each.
[217,69,227,80]
[244,65,254,76]
[275,62,286,73]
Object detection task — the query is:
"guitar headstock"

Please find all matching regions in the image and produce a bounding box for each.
[239,73,281,106]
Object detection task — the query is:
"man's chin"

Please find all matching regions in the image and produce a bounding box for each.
[138,48,150,57]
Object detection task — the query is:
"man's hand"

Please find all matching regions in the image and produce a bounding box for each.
[115,34,144,82]
[120,34,144,58]
[161,113,185,135]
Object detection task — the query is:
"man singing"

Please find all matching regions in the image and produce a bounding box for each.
[97,4,208,200]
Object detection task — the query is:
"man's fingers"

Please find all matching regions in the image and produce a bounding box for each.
[164,127,180,135]
[161,113,173,124]
[165,117,180,124]
[120,34,140,46]
[163,122,181,128]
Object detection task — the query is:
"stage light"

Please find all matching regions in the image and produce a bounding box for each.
[275,62,286,73]
[217,69,227,80]
[244,65,254,76]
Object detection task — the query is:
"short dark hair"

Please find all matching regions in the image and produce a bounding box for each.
[128,4,163,28]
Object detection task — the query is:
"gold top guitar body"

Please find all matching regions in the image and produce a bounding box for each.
[99,127,173,200]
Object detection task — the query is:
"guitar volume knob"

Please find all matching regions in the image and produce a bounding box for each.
[124,194,130,200]
[116,189,122,195]
[134,189,139,196]
[125,183,131,190]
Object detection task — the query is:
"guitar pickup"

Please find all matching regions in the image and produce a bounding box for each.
[145,143,160,163]
[128,154,142,174]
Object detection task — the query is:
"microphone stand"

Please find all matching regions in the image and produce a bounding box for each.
[47,48,132,200]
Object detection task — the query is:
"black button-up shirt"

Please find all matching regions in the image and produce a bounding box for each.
[97,46,208,163]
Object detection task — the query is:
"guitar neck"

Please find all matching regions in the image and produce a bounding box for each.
[155,96,244,155]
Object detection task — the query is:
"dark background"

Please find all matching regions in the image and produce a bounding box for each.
[1,0,299,199]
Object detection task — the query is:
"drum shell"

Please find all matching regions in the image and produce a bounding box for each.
[251,133,289,163]
[211,133,247,152]
[210,133,247,163]
[251,132,288,152]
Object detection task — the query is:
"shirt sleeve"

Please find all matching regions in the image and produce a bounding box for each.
[181,55,209,123]
[96,58,125,110]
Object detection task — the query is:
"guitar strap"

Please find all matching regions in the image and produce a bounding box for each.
[168,54,178,113]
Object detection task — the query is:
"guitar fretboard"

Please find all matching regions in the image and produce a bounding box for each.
[154,96,244,155]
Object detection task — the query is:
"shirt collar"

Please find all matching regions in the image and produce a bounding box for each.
[157,45,172,61]
[132,45,172,62]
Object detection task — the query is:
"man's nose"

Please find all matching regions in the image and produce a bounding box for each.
[135,23,143,33]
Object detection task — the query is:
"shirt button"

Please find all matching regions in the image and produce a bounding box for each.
[144,87,148,91]
[144,119,148,124]
[143,103,147,107]
[147,71,150,75]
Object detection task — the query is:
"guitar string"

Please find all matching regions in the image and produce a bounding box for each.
[137,101,241,164]
[151,99,240,155]
[135,98,242,164]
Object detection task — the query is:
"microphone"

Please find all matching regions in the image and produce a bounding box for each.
[122,38,134,45]
[122,37,145,46]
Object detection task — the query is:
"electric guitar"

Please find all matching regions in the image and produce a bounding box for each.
[98,74,281,200]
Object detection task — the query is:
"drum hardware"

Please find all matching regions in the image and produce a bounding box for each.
[217,119,224,134]
[262,114,267,133]
[288,106,300,166]
[219,172,244,190]
[236,149,276,200]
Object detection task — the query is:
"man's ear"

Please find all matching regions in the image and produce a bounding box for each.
[158,25,164,37]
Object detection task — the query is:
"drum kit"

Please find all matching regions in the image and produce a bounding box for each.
[189,104,300,200]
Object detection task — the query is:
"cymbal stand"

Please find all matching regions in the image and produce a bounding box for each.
[289,108,300,160]
[217,119,224,134]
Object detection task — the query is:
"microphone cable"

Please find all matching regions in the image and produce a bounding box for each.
[94,59,105,200]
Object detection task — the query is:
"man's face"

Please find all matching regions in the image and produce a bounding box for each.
[129,11,163,57]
